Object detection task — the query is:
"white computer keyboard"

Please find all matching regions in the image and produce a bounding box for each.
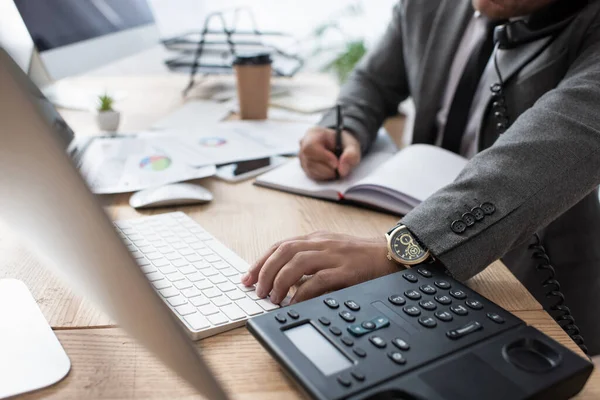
[114,212,280,340]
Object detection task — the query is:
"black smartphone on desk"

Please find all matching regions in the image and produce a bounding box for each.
[247,263,593,400]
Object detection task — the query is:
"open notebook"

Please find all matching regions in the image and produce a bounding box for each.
[255,137,468,215]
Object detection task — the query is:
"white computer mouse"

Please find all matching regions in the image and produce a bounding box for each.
[129,183,213,209]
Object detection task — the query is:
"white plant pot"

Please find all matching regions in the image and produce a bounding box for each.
[96,110,121,132]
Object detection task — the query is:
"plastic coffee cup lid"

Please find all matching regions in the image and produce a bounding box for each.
[233,52,272,66]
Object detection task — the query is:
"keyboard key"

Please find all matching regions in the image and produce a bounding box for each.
[195,280,213,290]
[184,313,210,330]
[205,254,222,263]
[193,261,211,270]
[203,288,222,298]
[221,303,246,320]
[166,253,182,261]
[145,272,163,282]
[179,266,197,275]
[222,268,239,278]
[190,296,210,307]
[217,282,237,292]
[182,286,202,298]
[186,254,202,262]
[152,280,171,290]
[152,258,170,268]
[201,267,219,277]
[183,236,198,244]
[175,304,196,316]
[179,248,195,256]
[145,252,163,260]
[158,265,177,275]
[205,239,250,273]
[236,298,264,316]
[207,312,229,325]
[140,265,157,274]
[212,296,232,307]
[159,287,180,298]
[137,257,151,266]
[167,272,186,282]
[208,275,228,284]
[198,304,219,316]
[257,298,279,311]
[190,241,206,250]
[226,289,246,300]
[167,295,187,307]
[172,259,188,267]
[172,242,187,250]
[187,272,205,282]
[247,291,260,300]
[212,260,229,270]
[197,248,214,256]
[238,284,254,292]
[174,280,193,290]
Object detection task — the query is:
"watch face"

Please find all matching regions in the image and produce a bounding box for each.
[390,226,428,264]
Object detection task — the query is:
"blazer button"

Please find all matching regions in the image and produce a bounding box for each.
[451,220,467,234]
[471,206,485,221]
[461,212,475,227]
[481,202,496,215]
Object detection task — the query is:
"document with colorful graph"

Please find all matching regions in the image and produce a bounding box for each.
[78,135,216,194]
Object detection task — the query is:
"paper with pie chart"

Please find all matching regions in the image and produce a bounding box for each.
[79,135,216,194]
[153,120,312,167]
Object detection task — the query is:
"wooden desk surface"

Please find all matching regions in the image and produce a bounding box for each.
[1,74,597,399]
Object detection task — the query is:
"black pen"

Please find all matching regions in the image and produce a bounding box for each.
[334,103,343,179]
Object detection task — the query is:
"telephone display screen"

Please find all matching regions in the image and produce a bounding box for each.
[284,324,352,376]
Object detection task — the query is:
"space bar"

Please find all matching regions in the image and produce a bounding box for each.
[204,240,249,273]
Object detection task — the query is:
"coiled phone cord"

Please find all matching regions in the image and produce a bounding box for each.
[491,45,588,355]
[528,234,589,355]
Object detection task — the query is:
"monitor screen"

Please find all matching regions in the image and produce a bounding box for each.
[14,0,154,52]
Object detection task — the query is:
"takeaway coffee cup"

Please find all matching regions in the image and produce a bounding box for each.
[233,52,272,120]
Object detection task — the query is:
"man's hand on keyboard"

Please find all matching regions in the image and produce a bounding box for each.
[241,231,399,304]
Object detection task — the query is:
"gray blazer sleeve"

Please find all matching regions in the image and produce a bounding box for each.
[318,3,410,154]
[401,27,600,281]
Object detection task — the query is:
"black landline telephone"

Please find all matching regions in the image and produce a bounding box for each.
[247,263,593,400]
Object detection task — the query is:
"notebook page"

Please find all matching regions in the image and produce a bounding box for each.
[347,144,468,203]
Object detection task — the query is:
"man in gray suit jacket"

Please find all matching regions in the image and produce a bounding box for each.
[242,0,600,356]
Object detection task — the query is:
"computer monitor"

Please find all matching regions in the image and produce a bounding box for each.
[10,0,160,109]
[0,46,229,400]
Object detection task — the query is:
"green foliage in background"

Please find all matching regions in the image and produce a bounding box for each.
[97,94,114,112]
[310,1,367,84]
[323,40,366,83]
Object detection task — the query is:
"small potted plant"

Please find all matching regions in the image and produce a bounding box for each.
[96,93,120,132]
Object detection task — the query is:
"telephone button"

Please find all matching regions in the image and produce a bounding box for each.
[417,267,432,277]
[404,289,421,300]
[435,295,452,305]
[487,312,505,324]
[419,284,437,295]
[466,299,484,310]
[361,321,376,330]
[318,316,331,326]
[274,313,287,323]
[403,305,421,317]
[403,272,419,283]
[419,300,437,311]
[351,370,366,382]
[434,280,451,290]
[287,309,299,319]
[388,351,407,365]
[329,326,342,336]
[339,310,356,322]
[388,294,406,306]
[418,316,437,328]
[347,324,369,337]
[392,338,410,351]
[337,374,352,387]
[353,347,367,358]
[341,336,354,347]
[344,300,360,311]
[450,289,467,299]
[450,304,469,316]
[446,321,483,340]
[369,335,387,348]
[435,311,453,322]
[324,298,339,309]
